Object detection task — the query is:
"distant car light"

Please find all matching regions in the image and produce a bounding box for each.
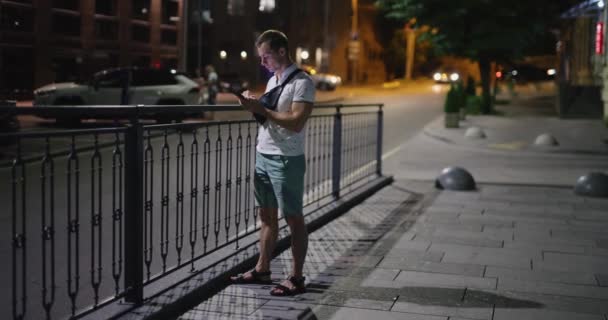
[450,73,459,81]
[512,70,518,76]
[433,73,442,81]
[547,68,556,76]
[496,71,502,79]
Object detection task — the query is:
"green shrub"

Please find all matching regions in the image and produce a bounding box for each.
[444,84,460,113]
[465,95,482,115]
[455,81,466,110]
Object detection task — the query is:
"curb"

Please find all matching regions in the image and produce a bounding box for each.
[118,175,393,320]
[422,115,608,158]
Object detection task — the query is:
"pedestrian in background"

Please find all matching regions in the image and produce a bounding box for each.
[205,64,218,105]
[230,29,315,296]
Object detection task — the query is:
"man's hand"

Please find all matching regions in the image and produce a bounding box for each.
[236,93,266,115]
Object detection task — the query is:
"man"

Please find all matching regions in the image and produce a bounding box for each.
[231,30,315,296]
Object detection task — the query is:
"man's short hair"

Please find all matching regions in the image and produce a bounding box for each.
[256,30,289,52]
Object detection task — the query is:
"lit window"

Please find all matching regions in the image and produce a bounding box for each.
[259,0,275,12]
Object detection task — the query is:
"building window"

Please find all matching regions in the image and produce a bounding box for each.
[1,5,35,32]
[132,0,151,21]
[95,19,118,40]
[132,55,151,68]
[259,0,275,12]
[161,29,177,45]
[162,0,179,25]
[53,0,79,11]
[52,13,81,37]
[132,24,150,43]
[96,0,117,16]
[227,0,245,16]
[298,2,310,16]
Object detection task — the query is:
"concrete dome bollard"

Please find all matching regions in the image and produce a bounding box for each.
[435,166,476,191]
[574,172,608,198]
[464,127,486,139]
[534,133,559,147]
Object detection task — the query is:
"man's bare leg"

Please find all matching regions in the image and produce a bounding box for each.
[231,207,277,282]
[255,207,278,273]
[286,214,308,277]
[270,214,308,294]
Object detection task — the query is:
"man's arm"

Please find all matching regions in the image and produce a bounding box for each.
[263,101,313,132]
[238,98,313,132]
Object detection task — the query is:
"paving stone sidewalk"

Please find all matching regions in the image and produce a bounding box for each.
[175,92,608,319]
[177,178,608,320]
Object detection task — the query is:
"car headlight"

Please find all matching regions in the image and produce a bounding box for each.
[450,73,459,81]
[433,73,442,81]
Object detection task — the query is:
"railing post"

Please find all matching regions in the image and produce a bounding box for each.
[331,106,342,199]
[376,104,383,176]
[124,116,144,304]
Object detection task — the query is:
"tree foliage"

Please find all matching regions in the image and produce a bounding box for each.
[376,0,578,113]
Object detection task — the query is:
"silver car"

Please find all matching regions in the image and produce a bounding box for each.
[34,67,202,123]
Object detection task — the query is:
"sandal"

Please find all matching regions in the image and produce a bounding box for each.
[270,276,306,296]
[230,269,272,284]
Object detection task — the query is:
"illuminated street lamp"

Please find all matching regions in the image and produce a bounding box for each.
[300,50,310,60]
[220,50,227,60]
[241,51,248,60]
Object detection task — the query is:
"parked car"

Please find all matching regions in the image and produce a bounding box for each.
[432,69,460,84]
[301,65,342,91]
[34,67,201,122]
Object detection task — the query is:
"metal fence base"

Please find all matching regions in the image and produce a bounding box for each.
[117,175,393,320]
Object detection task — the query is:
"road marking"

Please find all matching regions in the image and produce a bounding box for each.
[487,141,527,151]
[382,145,403,160]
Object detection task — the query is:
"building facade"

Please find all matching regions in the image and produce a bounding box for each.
[191,0,386,86]
[0,0,386,99]
[0,0,184,98]
[557,0,605,118]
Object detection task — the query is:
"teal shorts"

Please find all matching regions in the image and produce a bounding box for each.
[254,152,306,217]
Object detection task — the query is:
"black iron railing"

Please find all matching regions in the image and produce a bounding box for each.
[0,103,383,320]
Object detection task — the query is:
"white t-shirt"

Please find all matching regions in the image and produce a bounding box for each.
[256,64,315,156]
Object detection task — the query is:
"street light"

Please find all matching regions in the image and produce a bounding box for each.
[220,50,227,60]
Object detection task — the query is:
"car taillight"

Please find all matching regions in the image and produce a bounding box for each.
[189,87,200,94]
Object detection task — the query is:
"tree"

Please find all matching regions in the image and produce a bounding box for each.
[376,0,577,114]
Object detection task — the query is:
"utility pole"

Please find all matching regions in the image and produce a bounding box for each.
[404,20,416,80]
[323,0,330,72]
[180,0,189,71]
[197,0,202,74]
[348,0,359,84]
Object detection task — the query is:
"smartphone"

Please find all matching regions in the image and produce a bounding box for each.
[230,89,245,100]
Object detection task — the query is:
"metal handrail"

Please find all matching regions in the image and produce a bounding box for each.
[2,103,384,320]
